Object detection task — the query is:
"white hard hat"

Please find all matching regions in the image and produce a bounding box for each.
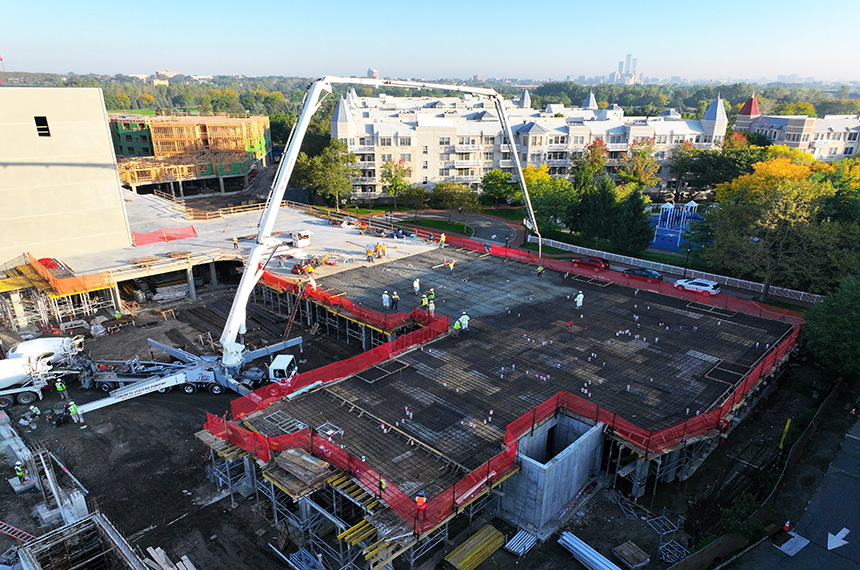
[384,291,388,293]
[15,461,22,465]
[69,401,75,405]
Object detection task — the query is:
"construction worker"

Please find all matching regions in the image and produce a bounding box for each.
[428,288,435,302]
[374,243,382,258]
[55,379,68,400]
[439,233,446,248]
[448,259,455,274]
[453,318,462,337]
[24,405,41,423]
[381,243,387,257]
[379,478,387,497]
[458,312,470,332]
[67,401,84,425]
[537,264,545,278]
[416,490,426,511]
[575,290,584,310]
[366,248,374,263]
[428,300,435,317]
[390,292,400,311]
[14,461,26,484]
[420,294,429,309]
[413,278,420,296]
[232,236,238,251]
[382,291,391,309]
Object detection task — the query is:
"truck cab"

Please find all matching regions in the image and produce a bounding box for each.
[269,354,298,381]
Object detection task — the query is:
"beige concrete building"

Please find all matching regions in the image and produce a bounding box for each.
[0,87,132,264]
[330,89,727,199]
[734,95,860,161]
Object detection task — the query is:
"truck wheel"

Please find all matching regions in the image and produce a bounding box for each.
[208,384,225,395]
[181,383,198,394]
[157,387,173,394]
[0,396,13,409]
[98,382,113,392]
[16,392,37,406]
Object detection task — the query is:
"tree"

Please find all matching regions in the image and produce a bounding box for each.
[804,274,860,375]
[611,189,655,254]
[399,185,428,221]
[429,182,475,220]
[584,138,608,174]
[296,140,358,212]
[667,141,697,200]
[480,169,517,205]
[138,93,156,108]
[579,177,619,247]
[618,137,660,190]
[269,113,295,145]
[380,159,412,208]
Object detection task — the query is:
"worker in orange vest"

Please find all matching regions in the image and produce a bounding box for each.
[416,490,426,511]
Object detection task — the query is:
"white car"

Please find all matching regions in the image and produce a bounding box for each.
[674,278,721,296]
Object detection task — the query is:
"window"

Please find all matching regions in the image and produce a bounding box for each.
[138,123,145,129]
[571,136,585,145]
[655,135,667,144]
[529,153,543,162]
[398,137,411,146]
[423,161,429,169]
[548,135,567,145]
[117,146,123,153]
[609,135,625,144]
[423,176,428,182]
[483,152,493,160]
[360,137,374,146]
[849,133,859,141]
[501,152,511,160]
[379,137,392,146]
[439,168,450,176]
[483,136,495,145]
[829,147,838,155]
[125,134,133,142]
[122,123,130,129]
[802,134,810,142]
[845,147,854,155]
[422,146,429,154]
[458,136,476,145]
[140,134,148,141]
[438,137,450,145]
[34,116,51,137]
[380,154,393,163]
[439,153,450,161]
[531,136,543,146]
[400,153,412,162]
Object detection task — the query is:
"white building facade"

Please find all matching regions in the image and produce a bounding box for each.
[734,95,860,162]
[330,90,728,199]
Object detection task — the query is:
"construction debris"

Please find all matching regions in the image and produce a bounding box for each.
[444,524,505,570]
[144,546,198,570]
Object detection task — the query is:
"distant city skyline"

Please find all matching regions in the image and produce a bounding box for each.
[2,0,859,84]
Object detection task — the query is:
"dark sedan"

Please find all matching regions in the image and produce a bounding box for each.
[622,268,664,282]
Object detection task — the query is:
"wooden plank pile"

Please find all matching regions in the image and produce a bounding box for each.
[178,299,288,346]
[143,546,197,570]
[274,449,331,486]
[612,540,650,569]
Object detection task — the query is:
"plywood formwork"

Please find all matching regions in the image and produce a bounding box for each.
[117,151,253,186]
[145,115,269,158]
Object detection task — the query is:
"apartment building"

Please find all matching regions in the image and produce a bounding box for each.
[734,95,860,161]
[330,89,727,198]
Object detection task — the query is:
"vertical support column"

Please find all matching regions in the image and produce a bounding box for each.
[631,458,649,499]
[271,480,279,528]
[209,261,219,287]
[244,172,250,189]
[111,284,121,314]
[170,181,176,200]
[186,265,198,302]
[219,175,226,194]
[661,449,681,483]
[178,179,185,198]
[243,456,257,495]
[361,323,368,352]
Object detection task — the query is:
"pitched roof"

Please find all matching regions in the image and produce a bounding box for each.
[702,98,727,122]
[332,98,352,123]
[516,121,548,134]
[738,96,760,117]
[583,92,598,110]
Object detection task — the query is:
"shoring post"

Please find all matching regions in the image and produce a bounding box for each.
[530,408,536,436]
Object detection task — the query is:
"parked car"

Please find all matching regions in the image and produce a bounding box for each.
[572,257,610,271]
[674,278,721,296]
[622,268,664,282]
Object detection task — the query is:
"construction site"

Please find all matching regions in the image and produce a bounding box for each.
[109,114,271,196]
[0,79,820,570]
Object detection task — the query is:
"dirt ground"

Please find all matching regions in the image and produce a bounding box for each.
[0,288,849,570]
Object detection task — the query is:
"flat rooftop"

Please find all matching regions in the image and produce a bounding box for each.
[245,247,794,497]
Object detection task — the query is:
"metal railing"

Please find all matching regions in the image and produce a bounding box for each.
[527,236,822,303]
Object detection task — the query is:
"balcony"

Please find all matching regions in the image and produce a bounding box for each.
[546,159,570,167]
[499,159,515,168]
[547,144,568,151]
[605,159,620,166]
[349,190,382,200]
[357,159,376,165]
[454,160,481,168]
[499,144,513,153]
[455,144,481,152]
[352,177,377,184]
[349,145,376,153]
[607,143,628,151]
[454,176,481,183]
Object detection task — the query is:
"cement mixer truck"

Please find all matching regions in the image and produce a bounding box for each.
[0,336,87,409]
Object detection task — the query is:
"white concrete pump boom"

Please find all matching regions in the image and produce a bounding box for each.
[219,76,542,367]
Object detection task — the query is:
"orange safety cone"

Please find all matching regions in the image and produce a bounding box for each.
[784,520,790,531]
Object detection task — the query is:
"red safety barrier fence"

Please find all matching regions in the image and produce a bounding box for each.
[132,225,198,246]
[207,234,802,533]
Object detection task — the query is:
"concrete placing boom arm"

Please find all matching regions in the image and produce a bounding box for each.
[219,76,541,368]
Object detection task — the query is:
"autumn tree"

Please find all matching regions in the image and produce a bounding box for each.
[380,159,413,209]
[138,93,156,108]
[618,137,660,190]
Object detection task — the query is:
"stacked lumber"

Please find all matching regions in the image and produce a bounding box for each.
[143,546,197,570]
[152,284,188,302]
[178,300,288,346]
[274,449,331,485]
[444,524,505,570]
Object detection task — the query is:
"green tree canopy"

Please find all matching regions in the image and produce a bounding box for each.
[618,137,660,190]
[804,274,860,375]
[610,188,655,254]
[380,159,413,208]
[293,139,358,211]
[480,169,518,205]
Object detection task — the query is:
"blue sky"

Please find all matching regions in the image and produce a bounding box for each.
[2,0,859,82]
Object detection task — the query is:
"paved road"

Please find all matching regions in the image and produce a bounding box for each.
[391,211,517,245]
[730,419,860,569]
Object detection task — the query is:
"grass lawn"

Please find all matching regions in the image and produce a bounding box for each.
[413,219,474,236]
[481,206,527,221]
[342,205,395,215]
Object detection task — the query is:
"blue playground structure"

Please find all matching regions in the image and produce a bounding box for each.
[650,201,703,251]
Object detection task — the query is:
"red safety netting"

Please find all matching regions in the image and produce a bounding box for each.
[132,225,198,246]
[205,234,803,533]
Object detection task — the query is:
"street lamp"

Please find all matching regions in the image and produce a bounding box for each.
[683,247,692,278]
